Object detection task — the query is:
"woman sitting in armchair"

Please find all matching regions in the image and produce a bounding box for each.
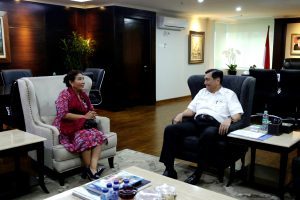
[53,70,106,180]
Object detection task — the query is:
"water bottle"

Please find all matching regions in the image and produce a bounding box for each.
[113,179,119,184]
[123,179,129,184]
[101,188,109,200]
[112,180,119,200]
[112,184,119,200]
[123,179,130,189]
[262,110,269,131]
[106,182,114,200]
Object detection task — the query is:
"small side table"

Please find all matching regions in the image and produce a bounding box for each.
[0,129,49,195]
[0,85,11,131]
[228,129,300,200]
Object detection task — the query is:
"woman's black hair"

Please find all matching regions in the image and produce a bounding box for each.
[63,70,83,87]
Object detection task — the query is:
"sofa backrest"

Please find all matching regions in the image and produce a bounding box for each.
[249,69,278,95]
[283,58,300,70]
[84,68,105,90]
[1,69,32,87]
[19,75,92,125]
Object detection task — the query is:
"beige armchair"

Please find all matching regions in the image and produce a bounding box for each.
[17,75,117,185]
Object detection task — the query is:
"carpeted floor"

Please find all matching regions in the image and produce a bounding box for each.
[15,149,295,200]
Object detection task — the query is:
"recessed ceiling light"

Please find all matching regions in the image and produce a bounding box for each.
[198,0,204,3]
[236,6,242,12]
[70,0,92,2]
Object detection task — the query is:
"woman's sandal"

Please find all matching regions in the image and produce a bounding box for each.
[81,166,105,180]
[95,167,105,177]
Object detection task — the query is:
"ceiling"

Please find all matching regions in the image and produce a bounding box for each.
[27,0,300,21]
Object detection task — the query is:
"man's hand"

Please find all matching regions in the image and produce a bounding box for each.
[172,109,195,124]
[218,118,231,135]
[173,113,183,124]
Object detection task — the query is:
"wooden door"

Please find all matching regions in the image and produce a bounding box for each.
[121,17,154,105]
[113,7,156,107]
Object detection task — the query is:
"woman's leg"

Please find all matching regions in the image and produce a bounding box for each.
[90,144,102,173]
[81,149,92,167]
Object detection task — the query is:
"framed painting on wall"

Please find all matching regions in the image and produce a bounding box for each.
[0,11,11,63]
[291,33,300,55]
[188,31,205,64]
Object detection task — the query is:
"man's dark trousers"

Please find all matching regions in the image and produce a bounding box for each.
[159,116,221,169]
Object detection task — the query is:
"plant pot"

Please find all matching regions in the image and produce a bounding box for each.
[228,70,237,75]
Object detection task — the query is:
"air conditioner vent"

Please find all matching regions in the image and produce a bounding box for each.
[157,16,188,31]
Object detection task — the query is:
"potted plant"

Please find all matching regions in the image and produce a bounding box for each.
[223,48,240,75]
[249,64,257,69]
[227,64,237,75]
[61,32,95,71]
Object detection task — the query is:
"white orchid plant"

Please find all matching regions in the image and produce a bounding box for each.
[222,48,241,71]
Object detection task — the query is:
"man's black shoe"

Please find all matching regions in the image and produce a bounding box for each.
[162,169,177,179]
[184,171,202,185]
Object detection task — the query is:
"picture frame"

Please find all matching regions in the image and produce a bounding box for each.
[188,31,205,64]
[290,33,300,55]
[0,11,11,63]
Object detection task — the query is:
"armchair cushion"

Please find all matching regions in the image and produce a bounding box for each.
[53,145,79,161]
[52,131,117,162]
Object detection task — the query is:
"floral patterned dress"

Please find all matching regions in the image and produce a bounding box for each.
[53,87,106,153]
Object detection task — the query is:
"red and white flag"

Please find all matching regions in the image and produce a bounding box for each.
[264,26,270,69]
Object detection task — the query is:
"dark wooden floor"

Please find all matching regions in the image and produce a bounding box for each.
[96,97,297,175]
[96,96,191,157]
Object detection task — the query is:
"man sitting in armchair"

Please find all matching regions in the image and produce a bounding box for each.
[159,69,243,185]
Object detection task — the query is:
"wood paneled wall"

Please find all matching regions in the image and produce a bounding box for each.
[45,7,86,75]
[0,1,122,77]
[0,0,84,76]
[85,7,115,68]
[0,1,46,75]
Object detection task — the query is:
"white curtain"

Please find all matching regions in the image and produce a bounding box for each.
[214,19,274,70]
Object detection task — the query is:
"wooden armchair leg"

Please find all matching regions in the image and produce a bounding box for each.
[59,176,65,186]
[108,157,114,168]
[217,168,224,183]
[240,154,247,182]
[226,163,235,187]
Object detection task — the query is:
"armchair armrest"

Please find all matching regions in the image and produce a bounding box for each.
[95,116,110,134]
[228,118,248,134]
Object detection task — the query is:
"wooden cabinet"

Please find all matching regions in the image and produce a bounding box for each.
[86,6,156,110]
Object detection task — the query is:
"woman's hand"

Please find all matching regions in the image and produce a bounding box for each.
[84,111,97,119]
